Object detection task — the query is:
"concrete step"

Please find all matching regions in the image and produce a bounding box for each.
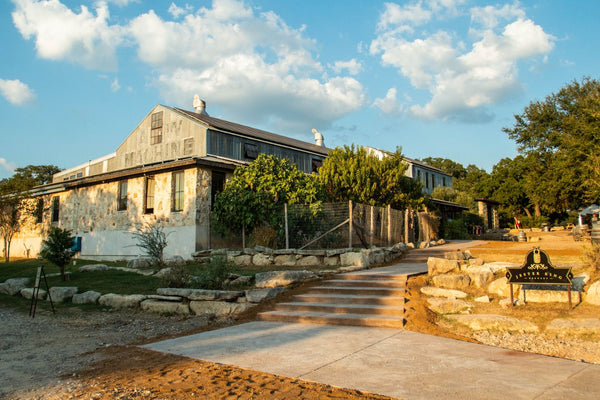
[258,310,406,329]
[293,293,406,306]
[324,279,406,288]
[333,273,408,282]
[275,302,405,316]
[309,286,407,296]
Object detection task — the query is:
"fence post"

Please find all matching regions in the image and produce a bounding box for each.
[369,205,374,247]
[387,204,392,245]
[404,208,410,244]
[242,226,246,249]
[349,200,353,249]
[284,203,289,250]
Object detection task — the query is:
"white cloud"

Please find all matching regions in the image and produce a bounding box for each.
[0,78,36,105]
[104,0,139,7]
[371,2,555,122]
[168,2,193,19]
[111,78,120,92]
[0,158,17,175]
[330,59,362,75]
[378,2,432,30]
[373,88,404,116]
[11,0,123,70]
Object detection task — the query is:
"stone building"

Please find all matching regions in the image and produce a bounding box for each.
[475,198,500,230]
[11,100,327,261]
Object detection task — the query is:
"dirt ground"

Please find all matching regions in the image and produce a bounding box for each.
[2,230,598,400]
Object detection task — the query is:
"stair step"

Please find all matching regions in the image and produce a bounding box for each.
[335,273,408,282]
[309,286,406,296]
[294,293,406,306]
[324,279,406,288]
[275,302,405,316]
[258,311,405,329]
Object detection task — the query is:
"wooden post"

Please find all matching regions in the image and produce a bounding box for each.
[387,204,392,245]
[369,206,374,247]
[242,226,246,249]
[404,208,410,244]
[284,203,289,250]
[509,284,514,307]
[349,200,353,249]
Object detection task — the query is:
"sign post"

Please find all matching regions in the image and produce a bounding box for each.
[29,265,55,318]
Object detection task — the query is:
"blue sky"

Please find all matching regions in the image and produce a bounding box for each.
[1,0,598,180]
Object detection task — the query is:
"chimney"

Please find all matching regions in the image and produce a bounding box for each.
[193,94,208,115]
[312,128,324,147]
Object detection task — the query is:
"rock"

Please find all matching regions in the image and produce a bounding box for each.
[253,245,273,254]
[519,286,577,303]
[156,288,192,297]
[420,286,468,299]
[254,270,318,288]
[296,249,326,256]
[20,287,47,300]
[98,293,146,309]
[127,257,155,269]
[431,274,471,290]
[444,251,470,260]
[186,289,244,301]
[72,290,101,304]
[364,249,385,266]
[467,266,494,288]
[252,253,272,266]
[585,281,600,305]
[274,255,297,267]
[325,249,348,257]
[49,286,78,303]
[140,299,190,315]
[448,314,538,333]
[488,277,518,298]
[154,268,173,278]
[164,256,186,266]
[499,298,519,308]
[468,258,485,267]
[245,287,287,303]
[147,294,184,301]
[324,256,340,266]
[426,297,471,314]
[229,275,252,286]
[0,278,31,296]
[419,241,430,249]
[232,255,252,266]
[189,300,254,316]
[340,252,368,267]
[336,265,365,273]
[78,264,111,272]
[436,239,446,246]
[474,295,490,303]
[392,243,409,252]
[483,262,520,274]
[427,257,459,275]
[546,318,600,335]
[406,242,415,249]
[296,256,321,266]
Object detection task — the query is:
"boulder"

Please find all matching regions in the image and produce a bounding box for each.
[49,286,78,303]
[0,278,31,296]
[229,275,252,286]
[189,300,254,316]
[254,270,318,288]
[436,239,446,246]
[245,287,287,303]
[140,299,190,315]
[127,257,153,269]
[72,290,101,304]
[585,281,600,305]
[232,255,252,266]
[296,256,321,266]
[20,287,47,300]
[392,243,409,252]
[431,274,471,290]
[186,289,244,301]
[474,295,490,303]
[156,288,192,297]
[468,258,485,267]
[154,267,173,278]
[164,256,186,266]
[427,258,459,275]
[325,249,348,257]
[546,318,600,335]
[297,249,326,256]
[147,294,184,301]
[324,256,340,266]
[519,286,576,303]
[448,314,538,333]
[426,297,471,314]
[274,255,297,267]
[78,264,111,272]
[483,262,520,274]
[487,277,518,298]
[252,253,272,267]
[336,265,365,273]
[340,252,368,267]
[467,266,494,288]
[420,286,468,299]
[419,241,430,249]
[98,293,146,309]
[444,251,470,261]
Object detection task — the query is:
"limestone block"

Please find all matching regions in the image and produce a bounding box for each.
[78,264,110,272]
[431,274,471,290]
[325,249,347,257]
[297,249,326,256]
[49,286,78,303]
[366,250,385,266]
[467,266,494,288]
[420,286,467,299]
[254,270,318,288]
[253,245,274,254]
[232,255,252,266]
[147,294,184,301]
[127,257,153,269]
[448,314,538,333]
[426,297,471,314]
[157,288,192,297]
[519,287,576,303]
[252,253,273,267]
[499,298,519,308]
[99,293,147,309]
[585,281,600,305]
[274,255,297,267]
[427,257,460,275]
[245,287,287,303]
[468,258,485,267]
[296,256,321,266]
[419,241,430,249]
[392,242,409,253]
[475,295,490,303]
[324,256,340,266]
[20,288,47,300]
[0,278,31,296]
[487,277,519,298]
[186,289,244,301]
[444,251,470,261]
[340,251,368,267]
[546,318,600,335]
[483,262,520,274]
[189,300,254,316]
[165,256,186,266]
[72,290,101,304]
[406,242,415,249]
[336,265,365,273]
[229,275,252,286]
[436,239,446,246]
[141,299,190,315]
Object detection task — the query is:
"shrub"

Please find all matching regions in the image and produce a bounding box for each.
[160,265,191,288]
[192,256,231,290]
[132,221,169,266]
[249,224,278,248]
[40,227,75,281]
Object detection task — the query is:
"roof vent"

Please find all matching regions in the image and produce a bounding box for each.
[312,128,324,147]
[193,94,208,115]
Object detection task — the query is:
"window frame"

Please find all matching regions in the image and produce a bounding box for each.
[144,176,155,214]
[243,142,259,160]
[51,196,59,223]
[172,171,185,212]
[117,180,128,211]
[150,111,163,145]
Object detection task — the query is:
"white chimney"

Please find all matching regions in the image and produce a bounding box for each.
[193,94,208,115]
[312,128,324,147]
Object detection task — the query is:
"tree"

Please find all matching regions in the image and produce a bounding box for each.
[317,145,424,210]
[212,154,323,239]
[132,221,169,266]
[40,227,75,281]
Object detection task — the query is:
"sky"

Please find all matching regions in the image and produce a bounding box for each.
[1,0,599,180]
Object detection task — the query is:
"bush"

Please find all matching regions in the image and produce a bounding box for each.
[132,221,169,266]
[192,256,231,290]
[40,227,75,281]
[249,224,278,248]
[519,216,550,229]
[160,265,191,288]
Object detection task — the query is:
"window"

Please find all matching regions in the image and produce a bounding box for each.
[243,143,259,160]
[443,177,446,187]
[151,111,163,145]
[172,171,184,212]
[51,196,59,223]
[145,176,155,214]
[211,171,225,210]
[425,172,429,189]
[311,158,323,173]
[35,198,44,223]
[117,180,128,211]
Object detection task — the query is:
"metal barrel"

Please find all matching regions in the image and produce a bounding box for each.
[591,223,600,244]
[518,231,527,242]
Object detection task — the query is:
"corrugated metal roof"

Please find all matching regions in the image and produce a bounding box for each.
[171,107,329,156]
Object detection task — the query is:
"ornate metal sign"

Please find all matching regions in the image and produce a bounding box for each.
[506,247,573,285]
